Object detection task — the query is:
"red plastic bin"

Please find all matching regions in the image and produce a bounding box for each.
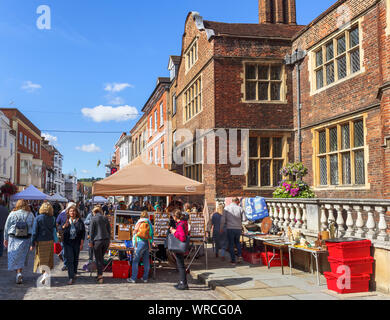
[260,252,289,267]
[326,240,371,259]
[324,272,370,294]
[328,256,374,275]
[112,261,130,279]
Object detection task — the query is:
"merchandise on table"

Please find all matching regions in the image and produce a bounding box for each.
[243,197,269,221]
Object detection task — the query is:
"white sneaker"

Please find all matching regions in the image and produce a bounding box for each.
[127,278,136,284]
[143,279,148,283]
[16,273,23,284]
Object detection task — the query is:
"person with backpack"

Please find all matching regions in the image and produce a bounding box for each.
[3,200,35,284]
[89,206,111,284]
[127,211,154,284]
[31,202,57,285]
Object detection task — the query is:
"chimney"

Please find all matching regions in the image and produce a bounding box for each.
[259,0,296,25]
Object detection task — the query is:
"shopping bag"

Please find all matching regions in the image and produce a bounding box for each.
[244,197,269,221]
[167,234,190,254]
[54,243,62,255]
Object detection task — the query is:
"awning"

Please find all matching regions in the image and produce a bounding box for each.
[11,185,50,201]
[92,161,205,197]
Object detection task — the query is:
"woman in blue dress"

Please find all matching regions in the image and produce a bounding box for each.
[4,200,35,284]
[211,204,228,261]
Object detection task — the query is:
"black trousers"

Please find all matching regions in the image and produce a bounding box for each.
[175,253,187,284]
[93,240,110,276]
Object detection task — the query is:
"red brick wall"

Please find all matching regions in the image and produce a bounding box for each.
[292,0,387,199]
[17,123,41,159]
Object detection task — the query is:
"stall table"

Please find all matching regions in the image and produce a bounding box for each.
[288,245,328,286]
[263,240,292,275]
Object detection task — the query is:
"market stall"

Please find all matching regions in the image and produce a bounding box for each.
[11,185,50,201]
[92,161,207,279]
[48,193,68,203]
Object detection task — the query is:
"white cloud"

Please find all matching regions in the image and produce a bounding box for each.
[21,81,42,93]
[81,105,138,123]
[76,144,102,153]
[81,169,90,174]
[104,82,134,93]
[107,96,125,106]
[42,133,59,147]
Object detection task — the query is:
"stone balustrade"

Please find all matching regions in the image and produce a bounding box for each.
[264,198,390,249]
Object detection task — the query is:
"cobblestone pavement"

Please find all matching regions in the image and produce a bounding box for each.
[0,244,221,300]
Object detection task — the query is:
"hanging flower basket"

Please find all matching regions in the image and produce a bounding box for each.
[1,181,18,197]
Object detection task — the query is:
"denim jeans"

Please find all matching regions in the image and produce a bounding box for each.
[175,253,187,284]
[63,242,81,280]
[0,231,3,257]
[227,229,242,263]
[60,242,68,267]
[131,240,150,281]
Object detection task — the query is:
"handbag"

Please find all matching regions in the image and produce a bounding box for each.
[54,242,62,255]
[167,233,190,254]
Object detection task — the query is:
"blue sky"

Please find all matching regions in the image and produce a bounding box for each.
[0,0,336,179]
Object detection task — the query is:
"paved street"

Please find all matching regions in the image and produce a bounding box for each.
[191,251,390,301]
[0,244,220,300]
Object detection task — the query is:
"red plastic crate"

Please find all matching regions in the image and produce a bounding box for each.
[112,261,130,279]
[260,252,289,267]
[328,256,374,275]
[243,252,262,265]
[324,272,370,294]
[326,240,371,259]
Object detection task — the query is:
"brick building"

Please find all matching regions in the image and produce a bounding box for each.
[143,77,170,168]
[171,6,303,206]
[41,139,55,194]
[0,108,43,191]
[290,0,390,200]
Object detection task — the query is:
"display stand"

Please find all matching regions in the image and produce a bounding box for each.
[186,211,208,271]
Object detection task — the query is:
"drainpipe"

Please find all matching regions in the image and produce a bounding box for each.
[285,48,306,163]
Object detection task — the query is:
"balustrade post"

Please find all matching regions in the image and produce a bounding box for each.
[325,204,335,226]
[267,203,273,220]
[300,204,307,230]
[364,206,376,240]
[288,203,295,228]
[283,203,290,229]
[334,204,345,236]
[344,205,355,237]
[354,205,365,238]
[376,206,389,242]
[320,205,328,231]
[294,203,302,229]
[278,203,284,228]
[272,203,279,226]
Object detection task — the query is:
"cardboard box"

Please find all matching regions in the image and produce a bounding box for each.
[118,224,131,241]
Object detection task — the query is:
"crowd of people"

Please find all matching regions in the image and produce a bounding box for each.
[0,196,246,291]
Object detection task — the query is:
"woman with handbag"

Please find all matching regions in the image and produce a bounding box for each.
[30,202,57,285]
[3,200,35,284]
[61,205,85,285]
[169,209,189,290]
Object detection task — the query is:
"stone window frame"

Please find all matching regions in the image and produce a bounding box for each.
[242,60,287,104]
[183,76,202,123]
[310,20,364,95]
[246,133,288,189]
[159,102,164,128]
[185,37,198,73]
[184,139,203,183]
[312,113,370,190]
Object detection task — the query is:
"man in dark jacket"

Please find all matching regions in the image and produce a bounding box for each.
[0,200,9,257]
[89,206,111,283]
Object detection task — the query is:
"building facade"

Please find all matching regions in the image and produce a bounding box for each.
[64,174,77,202]
[143,77,170,168]
[41,139,55,194]
[0,111,16,185]
[115,132,132,170]
[0,108,43,191]
[53,148,65,196]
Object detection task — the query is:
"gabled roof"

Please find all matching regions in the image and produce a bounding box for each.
[203,20,305,40]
